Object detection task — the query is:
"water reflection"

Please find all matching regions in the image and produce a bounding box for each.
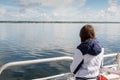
[0,23,120,62]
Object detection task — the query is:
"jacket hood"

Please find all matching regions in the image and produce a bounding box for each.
[77,38,102,56]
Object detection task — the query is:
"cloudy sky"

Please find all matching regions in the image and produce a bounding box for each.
[0,0,120,21]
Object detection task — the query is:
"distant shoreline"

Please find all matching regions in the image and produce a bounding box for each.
[0,21,120,23]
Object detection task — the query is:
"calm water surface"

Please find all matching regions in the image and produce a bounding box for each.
[0,23,120,80]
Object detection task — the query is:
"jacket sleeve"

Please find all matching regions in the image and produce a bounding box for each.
[70,49,83,74]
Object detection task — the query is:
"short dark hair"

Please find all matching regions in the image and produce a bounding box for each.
[80,24,95,42]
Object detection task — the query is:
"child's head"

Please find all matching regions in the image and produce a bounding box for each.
[80,24,95,42]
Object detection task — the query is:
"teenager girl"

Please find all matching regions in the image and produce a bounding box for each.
[70,24,104,80]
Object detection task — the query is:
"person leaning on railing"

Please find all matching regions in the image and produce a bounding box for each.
[70,24,104,80]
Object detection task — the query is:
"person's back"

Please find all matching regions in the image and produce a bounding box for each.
[70,24,104,80]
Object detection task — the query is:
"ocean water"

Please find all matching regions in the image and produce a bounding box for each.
[0,23,120,80]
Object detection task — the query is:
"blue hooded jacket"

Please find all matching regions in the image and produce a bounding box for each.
[77,38,102,56]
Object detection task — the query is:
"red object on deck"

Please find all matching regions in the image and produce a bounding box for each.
[97,75,108,80]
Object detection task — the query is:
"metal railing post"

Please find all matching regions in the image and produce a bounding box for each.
[117,53,120,70]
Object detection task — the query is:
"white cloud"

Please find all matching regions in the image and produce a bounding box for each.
[0,0,120,21]
[9,0,86,21]
[40,0,73,7]
[108,6,118,12]
[40,0,86,21]
[108,0,119,12]
[0,6,6,15]
[100,0,120,21]
[12,0,42,7]
[13,0,74,7]
[70,0,120,21]
[108,0,118,6]
[8,8,49,20]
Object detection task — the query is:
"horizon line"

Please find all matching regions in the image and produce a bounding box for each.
[0,21,120,23]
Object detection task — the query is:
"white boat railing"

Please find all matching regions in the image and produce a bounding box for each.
[0,53,120,80]
[103,53,120,69]
[0,56,73,75]
[32,73,72,80]
[102,53,120,80]
[103,53,118,68]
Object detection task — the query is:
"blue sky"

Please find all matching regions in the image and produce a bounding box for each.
[0,0,120,21]
[85,0,108,10]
